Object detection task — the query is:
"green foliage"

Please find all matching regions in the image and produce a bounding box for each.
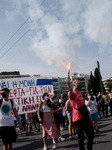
[94,67,102,93]
[105,82,112,91]
[88,66,104,93]
[88,72,95,92]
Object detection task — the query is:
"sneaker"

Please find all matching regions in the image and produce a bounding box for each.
[43,144,47,150]
[58,137,65,142]
[58,137,61,142]
[52,144,58,149]
[60,127,64,131]
[60,137,65,141]
[72,133,78,138]
[69,135,73,140]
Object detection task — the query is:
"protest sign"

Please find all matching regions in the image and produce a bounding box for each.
[0,76,54,114]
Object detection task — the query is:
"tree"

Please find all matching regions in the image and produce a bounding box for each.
[88,72,95,92]
[94,67,101,93]
[105,82,112,91]
[88,67,105,94]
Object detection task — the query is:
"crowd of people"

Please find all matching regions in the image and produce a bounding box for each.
[0,83,112,150]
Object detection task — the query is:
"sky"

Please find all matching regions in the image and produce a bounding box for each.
[0,0,112,80]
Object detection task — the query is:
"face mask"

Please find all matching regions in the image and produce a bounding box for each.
[1,93,7,98]
[44,96,49,101]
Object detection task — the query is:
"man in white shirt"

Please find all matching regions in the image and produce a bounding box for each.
[0,88,22,150]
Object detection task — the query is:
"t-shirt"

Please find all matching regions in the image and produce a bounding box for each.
[85,99,98,114]
[53,102,62,115]
[0,99,16,127]
[42,103,51,112]
[68,90,85,122]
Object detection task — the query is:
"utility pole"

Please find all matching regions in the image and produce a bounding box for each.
[97,61,103,92]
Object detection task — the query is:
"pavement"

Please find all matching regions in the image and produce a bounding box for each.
[0,116,112,150]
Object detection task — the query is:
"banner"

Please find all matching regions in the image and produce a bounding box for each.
[0,77,54,114]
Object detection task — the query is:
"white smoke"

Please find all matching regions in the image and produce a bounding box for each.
[83,0,112,54]
[27,0,83,68]
[27,0,112,68]
[3,0,112,68]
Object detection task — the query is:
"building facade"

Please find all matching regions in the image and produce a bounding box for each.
[52,73,90,95]
[103,77,112,92]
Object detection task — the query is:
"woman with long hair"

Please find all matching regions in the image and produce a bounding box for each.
[38,93,59,150]
[85,92,100,134]
[65,99,75,139]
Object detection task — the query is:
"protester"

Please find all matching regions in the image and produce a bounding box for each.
[33,110,41,132]
[65,99,76,139]
[25,112,33,136]
[109,89,112,116]
[102,91,109,117]
[52,96,65,142]
[19,114,26,131]
[32,113,37,130]
[59,94,68,130]
[0,88,22,150]
[85,93,100,134]
[67,73,94,150]
[98,93,105,117]
[38,93,59,150]
[97,92,103,118]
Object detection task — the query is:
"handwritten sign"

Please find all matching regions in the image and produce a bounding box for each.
[0,77,54,114]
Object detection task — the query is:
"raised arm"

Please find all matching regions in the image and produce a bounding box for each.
[37,102,42,123]
[67,69,73,96]
[87,96,91,106]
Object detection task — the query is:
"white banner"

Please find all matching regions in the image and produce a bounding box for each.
[0,77,54,114]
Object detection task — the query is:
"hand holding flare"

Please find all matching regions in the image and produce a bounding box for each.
[67,66,70,78]
[64,63,71,79]
[65,63,71,90]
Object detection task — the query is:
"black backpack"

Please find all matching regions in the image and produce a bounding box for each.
[0,99,13,109]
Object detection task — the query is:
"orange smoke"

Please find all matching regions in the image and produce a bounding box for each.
[64,63,71,70]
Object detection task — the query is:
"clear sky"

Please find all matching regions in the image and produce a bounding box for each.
[0,0,112,80]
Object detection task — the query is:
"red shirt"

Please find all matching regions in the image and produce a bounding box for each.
[68,90,85,122]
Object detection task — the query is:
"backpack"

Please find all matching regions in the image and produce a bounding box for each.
[0,99,13,109]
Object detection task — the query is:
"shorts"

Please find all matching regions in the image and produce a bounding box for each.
[66,111,72,118]
[90,112,98,121]
[54,114,62,124]
[26,117,32,124]
[0,126,17,145]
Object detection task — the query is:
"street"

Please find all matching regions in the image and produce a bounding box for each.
[0,116,112,150]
